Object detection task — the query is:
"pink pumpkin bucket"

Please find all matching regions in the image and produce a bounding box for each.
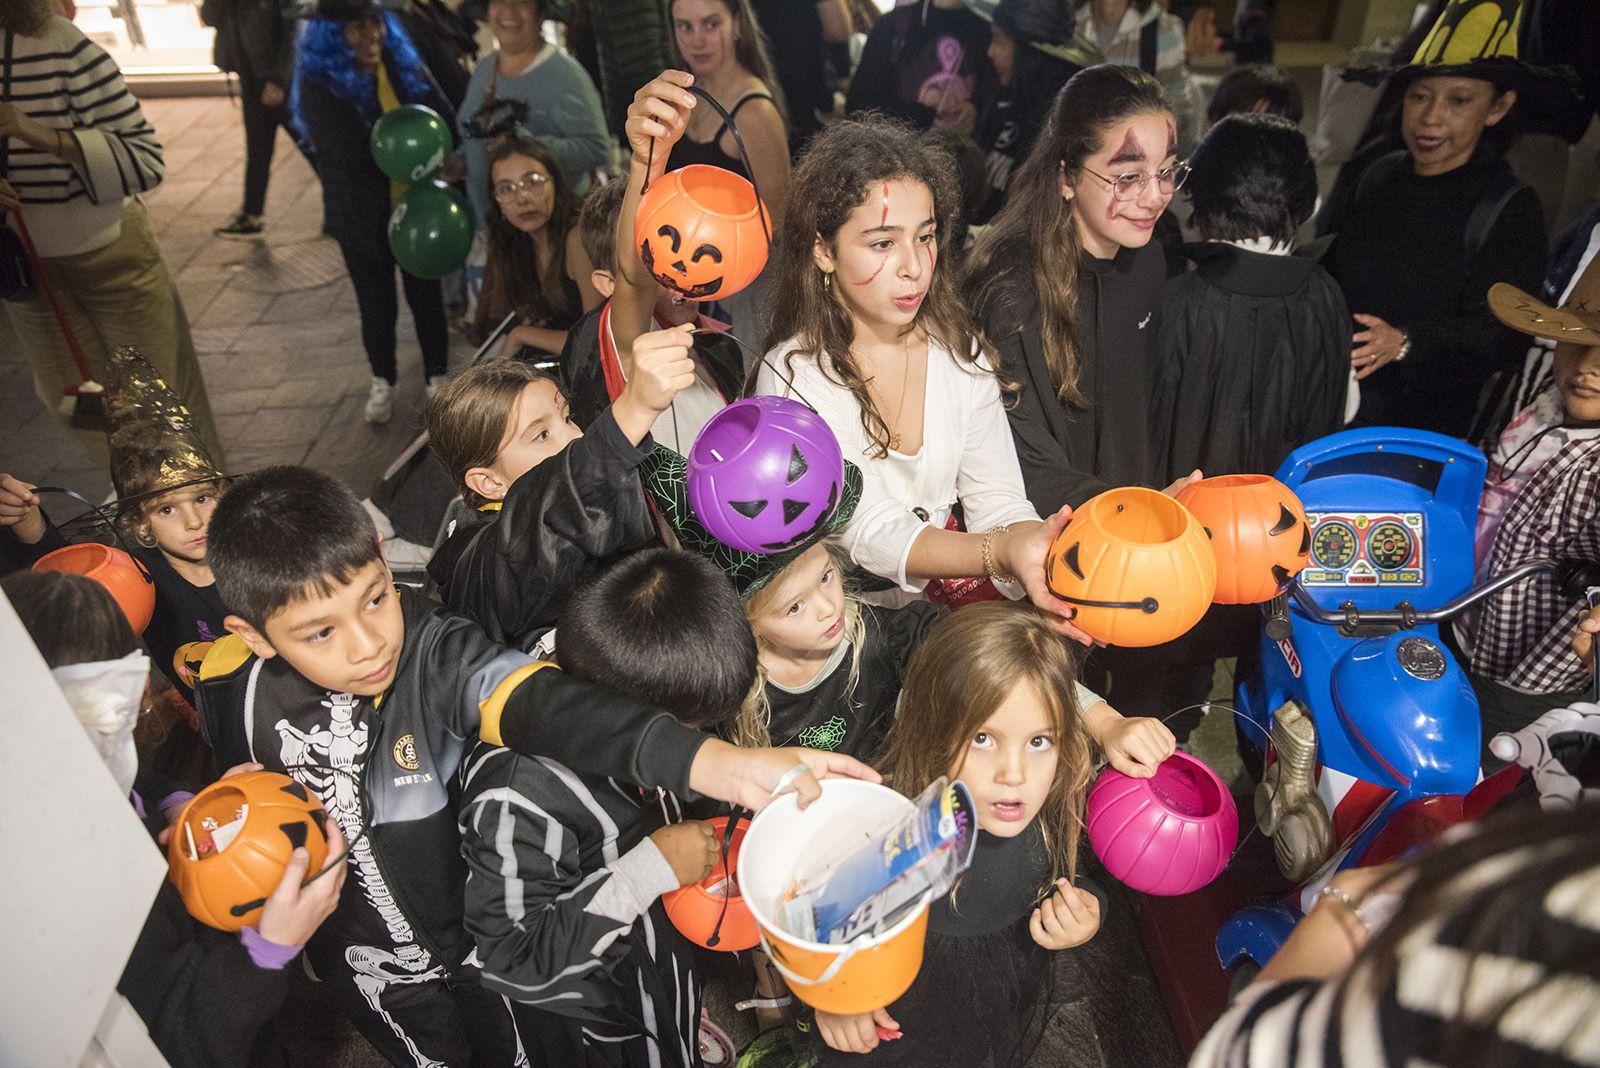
[1086,752,1238,897]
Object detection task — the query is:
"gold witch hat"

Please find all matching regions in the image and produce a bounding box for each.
[104,346,226,516]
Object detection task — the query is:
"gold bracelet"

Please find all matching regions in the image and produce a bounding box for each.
[982,525,1015,585]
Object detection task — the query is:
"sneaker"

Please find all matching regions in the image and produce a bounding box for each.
[425,374,448,401]
[364,377,394,425]
[214,213,265,240]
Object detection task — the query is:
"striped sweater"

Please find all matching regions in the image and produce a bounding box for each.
[1191,853,1600,1067]
[3,17,164,256]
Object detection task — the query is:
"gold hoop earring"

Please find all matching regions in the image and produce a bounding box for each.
[822,271,833,291]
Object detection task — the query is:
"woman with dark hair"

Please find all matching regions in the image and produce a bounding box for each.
[968,64,1188,516]
[292,0,457,425]
[475,134,584,357]
[1193,800,1600,1067]
[966,64,1194,724]
[665,0,790,221]
[1317,0,1555,438]
[457,0,608,229]
[970,0,1097,224]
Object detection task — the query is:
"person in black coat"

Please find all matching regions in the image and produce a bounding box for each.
[1148,113,1349,739]
[1154,113,1348,483]
[291,0,457,425]
[201,0,311,239]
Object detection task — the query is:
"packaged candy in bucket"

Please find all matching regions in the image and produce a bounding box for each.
[781,778,977,945]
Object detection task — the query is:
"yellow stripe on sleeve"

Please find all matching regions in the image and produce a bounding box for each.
[478,661,558,746]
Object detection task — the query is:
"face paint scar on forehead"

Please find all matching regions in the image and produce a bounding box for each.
[880,181,891,228]
[1107,128,1147,167]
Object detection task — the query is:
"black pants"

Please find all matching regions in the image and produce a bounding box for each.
[236,69,310,218]
[338,240,451,383]
[1469,671,1593,770]
[304,937,522,1066]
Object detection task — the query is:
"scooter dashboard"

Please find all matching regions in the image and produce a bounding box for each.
[1300,512,1426,588]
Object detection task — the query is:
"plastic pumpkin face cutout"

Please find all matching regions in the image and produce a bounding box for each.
[636,164,768,302]
[1044,487,1216,647]
[167,771,331,932]
[688,397,845,554]
[1175,475,1310,604]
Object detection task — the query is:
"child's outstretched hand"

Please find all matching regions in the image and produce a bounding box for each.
[1030,879,1100,950]
[688,739,882,814]
[0,473,46,545]
[1097,715,1177,779]
[815,1007,902,1054]
[614,322,697,444]
[257,816,348,948]
[626,70,696,169]
[649,819,718,887]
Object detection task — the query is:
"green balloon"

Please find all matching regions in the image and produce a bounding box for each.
[388,180,473,280]
[371,104,450,183]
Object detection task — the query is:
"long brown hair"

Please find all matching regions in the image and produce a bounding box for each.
[763,116,989,458]
[668,0,789,126]
[1,0,55,34]
[881,602,1094,883]
[967,65,1169,406]
[426,359,558,508]
[474,135,579,344]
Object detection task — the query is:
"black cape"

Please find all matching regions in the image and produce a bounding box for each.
[1152,242,1351,481]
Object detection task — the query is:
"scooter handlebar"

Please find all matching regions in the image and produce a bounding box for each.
[1280,558,1600,631]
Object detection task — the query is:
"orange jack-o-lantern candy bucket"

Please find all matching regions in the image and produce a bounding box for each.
[1045,487,1216,647]
[635,164,769,303]
[167,771,332,932]
[1175,474,1310,605]
[661,815,759,952]
[33,543,156,636]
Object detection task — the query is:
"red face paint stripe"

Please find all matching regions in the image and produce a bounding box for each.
[853,260,886,286]
[880,181,890,228]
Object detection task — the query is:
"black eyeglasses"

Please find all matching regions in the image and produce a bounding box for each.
[1078,160,1191,202]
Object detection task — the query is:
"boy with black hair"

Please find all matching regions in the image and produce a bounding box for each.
[1146,112,1350,741]
[460,548,757,1066]
[197,466,874,1065]
[1204,64,1303,128]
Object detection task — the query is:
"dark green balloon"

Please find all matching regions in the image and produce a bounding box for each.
[370,104,450,183]
[388,180,473,279]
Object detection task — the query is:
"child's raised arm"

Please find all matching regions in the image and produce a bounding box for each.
[1078,690,1176,779]
[611,71,697,357]
[611,322,698,445]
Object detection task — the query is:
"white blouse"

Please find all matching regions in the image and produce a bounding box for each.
[756,335,1040,605]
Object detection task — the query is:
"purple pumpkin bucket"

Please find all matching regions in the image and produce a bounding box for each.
[1085,751,1238,897]
[687,397,845,554]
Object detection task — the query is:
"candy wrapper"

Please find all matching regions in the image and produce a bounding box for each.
[781,778,977,945]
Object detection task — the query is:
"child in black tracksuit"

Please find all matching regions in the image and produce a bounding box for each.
[195,466,867,1064]
[460,550,758,1067]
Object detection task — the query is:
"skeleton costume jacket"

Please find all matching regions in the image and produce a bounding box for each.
[195,588,708,975]
[428,409,658,651]
[458,745,702,1065]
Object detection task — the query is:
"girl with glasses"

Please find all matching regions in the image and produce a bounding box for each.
[475,134,584,358]
[967,64,1199,720]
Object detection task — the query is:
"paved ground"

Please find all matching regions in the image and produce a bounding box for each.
[1,96,478,508]
[2,96,1190,1067]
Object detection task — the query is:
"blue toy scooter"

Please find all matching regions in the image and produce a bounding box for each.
[1214,426,1599,976]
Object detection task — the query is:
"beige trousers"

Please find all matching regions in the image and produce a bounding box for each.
[3,198,226,468]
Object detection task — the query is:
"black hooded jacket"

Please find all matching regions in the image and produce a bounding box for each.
[980,239,1167,515]
[428,409,659,651]
[1152,242,1350,480]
